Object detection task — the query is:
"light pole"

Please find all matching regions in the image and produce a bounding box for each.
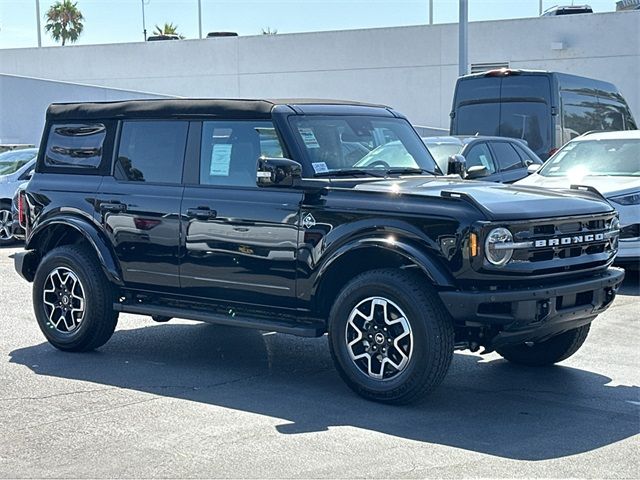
[458,0,468,76]
[141,0,149,41]
[428,0,433,25]
[35,0,42,47]
[198,0,203,39]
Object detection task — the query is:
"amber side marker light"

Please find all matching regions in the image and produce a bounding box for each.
[469,233,478,257]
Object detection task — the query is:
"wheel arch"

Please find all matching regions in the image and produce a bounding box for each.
[311,237,455,317]
[25,216,123,285]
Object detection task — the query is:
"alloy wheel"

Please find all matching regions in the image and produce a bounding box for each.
[345,296,413,381]
[42,267,86,333]
[0,209,13,241]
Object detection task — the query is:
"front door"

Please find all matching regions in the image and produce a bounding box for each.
[180,120,302,308]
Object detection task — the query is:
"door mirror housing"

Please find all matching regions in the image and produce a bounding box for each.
[527,164,541,175]
[447,154,467,177]
[466,165,489,180]
[257,157,302,187]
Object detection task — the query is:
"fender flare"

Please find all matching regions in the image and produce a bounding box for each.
[26,215,124,286]
[312,235,456,301]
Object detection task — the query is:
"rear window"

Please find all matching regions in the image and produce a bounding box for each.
[44,123,106,169]
[115,121,188,183]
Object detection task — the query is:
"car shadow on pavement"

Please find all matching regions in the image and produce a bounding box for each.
[9,321,639,461]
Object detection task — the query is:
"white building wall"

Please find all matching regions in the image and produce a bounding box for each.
[0,74,169,144]
[1,11,638,137]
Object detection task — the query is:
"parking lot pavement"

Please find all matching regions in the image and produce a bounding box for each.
[0,245,638,478]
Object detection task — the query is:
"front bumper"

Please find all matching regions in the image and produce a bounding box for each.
[439,267,625,348]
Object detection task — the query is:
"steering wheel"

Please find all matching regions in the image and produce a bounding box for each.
[366,160,391,169]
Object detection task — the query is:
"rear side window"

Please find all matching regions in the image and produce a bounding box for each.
[115,121,188,183]
[491,142,523,171]
[45,123,106,169]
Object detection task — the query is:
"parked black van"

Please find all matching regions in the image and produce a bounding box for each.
[450,69,637,159]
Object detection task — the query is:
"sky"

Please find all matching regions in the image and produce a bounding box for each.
[0,0,620,49]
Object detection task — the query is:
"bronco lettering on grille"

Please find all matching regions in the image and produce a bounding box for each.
[534,233,604,248]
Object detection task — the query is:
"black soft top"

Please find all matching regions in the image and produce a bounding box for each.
[46,98,388,121]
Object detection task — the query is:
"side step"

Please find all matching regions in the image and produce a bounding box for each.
[113,303,325,338]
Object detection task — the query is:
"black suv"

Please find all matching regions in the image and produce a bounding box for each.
[15,99,624,404]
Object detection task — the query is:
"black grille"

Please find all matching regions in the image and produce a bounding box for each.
[508,213,617,266]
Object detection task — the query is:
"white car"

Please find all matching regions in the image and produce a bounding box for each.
[0,148,37,245]
[516,131,639,268]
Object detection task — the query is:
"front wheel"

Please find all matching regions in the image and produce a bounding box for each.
[33,245,119,352]
[328,269,454,404]
[496,324,591,367]
[0,206,15,246]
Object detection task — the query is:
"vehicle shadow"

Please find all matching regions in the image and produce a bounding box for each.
[9,322,639,461]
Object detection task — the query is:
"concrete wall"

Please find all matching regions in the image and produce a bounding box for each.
[1,11,638,135]
[0,74,170,144]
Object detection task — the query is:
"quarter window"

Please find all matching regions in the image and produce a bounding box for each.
[115,121,188,183]
[45,123,106,169]
[491,142,524,171]
[200,121,285,187]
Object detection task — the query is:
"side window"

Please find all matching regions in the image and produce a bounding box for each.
[513,143,537,164]
[200,120,285,187]
[115,121,188,183]
[464,143,496,174]
[45,123,106,169]
[491,142,524,171]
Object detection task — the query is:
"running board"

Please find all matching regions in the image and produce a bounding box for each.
[113,303,325,338]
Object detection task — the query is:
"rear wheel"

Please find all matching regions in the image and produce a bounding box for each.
[496,324,591,366]
[328,269,454,404]
[33,245,118,352]
[0,204,15,246]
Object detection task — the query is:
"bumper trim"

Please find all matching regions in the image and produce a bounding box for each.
[439,268,625,347]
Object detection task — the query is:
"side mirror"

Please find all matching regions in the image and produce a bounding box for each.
[466,165,489,180]
[447,154,467,177]
[257,157,302,187]
[527,164,541,175]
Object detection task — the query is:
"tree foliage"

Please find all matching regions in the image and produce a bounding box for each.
[44,0,84,46]
[153,22,183,38]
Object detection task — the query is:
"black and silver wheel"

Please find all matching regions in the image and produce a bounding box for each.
[497,324,591,367]
[329,269,454,404]
[0,205,15,246]
[33,245,118,352]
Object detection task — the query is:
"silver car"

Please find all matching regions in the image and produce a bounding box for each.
[0,148,37,245]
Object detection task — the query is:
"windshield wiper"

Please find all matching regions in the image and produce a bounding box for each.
[314,169,386,178]
[383,167,438,176]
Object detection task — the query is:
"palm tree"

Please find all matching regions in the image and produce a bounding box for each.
[44,0,84,46]
[261,27,278,35]
[153,22,183,38]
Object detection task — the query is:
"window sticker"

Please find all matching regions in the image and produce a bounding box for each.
[210,143,232,176]
[299,128,320,149]
[312,162,329,173]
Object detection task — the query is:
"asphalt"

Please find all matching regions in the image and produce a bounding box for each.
[0,245,638,478]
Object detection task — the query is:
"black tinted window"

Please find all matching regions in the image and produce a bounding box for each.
[115,121,188,183]
[512,143,537,163]
[45,123,106,168]
[498,103,549,154]
[465,143,496,174]
[491,142,523,171]
[455,104,500,136]
[200,121,285,187]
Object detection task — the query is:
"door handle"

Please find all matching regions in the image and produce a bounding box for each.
[186,207,217,220]
[100,202,127,213]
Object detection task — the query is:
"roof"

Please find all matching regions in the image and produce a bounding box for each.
[574,130,640,141]
[422,135,527,145]
[46,98,389,121]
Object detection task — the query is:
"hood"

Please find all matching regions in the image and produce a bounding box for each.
[516,173,640,198]
[351,176,614,221]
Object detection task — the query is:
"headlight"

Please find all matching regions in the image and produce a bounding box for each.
[609,217,620,250]
[609,192,640,206]
[485,227,513,266]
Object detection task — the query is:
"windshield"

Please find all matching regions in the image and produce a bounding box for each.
[288,116,441,176]
[538,138,640,177]
[424,142,463,172]
[0,149,37,175]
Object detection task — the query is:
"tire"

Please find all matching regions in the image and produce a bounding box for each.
[328,268,454,404]
[496,324,591,367]
[33,245,119,352]
[0,204,15,246]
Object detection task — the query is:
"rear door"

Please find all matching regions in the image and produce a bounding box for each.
[488,141,527,183]
[96,120,188,291]
[179,120,302,309]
